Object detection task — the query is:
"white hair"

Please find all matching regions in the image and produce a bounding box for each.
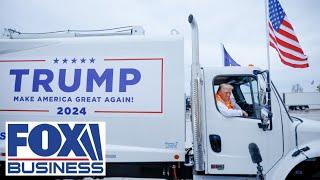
[218,83,233,92]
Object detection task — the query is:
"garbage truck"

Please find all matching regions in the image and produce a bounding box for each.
[0,15,319,179]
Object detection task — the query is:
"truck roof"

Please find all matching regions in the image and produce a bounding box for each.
[0,35,183,55]
[204,66,261,75]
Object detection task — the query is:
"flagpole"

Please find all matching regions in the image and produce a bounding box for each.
[264,0,271,73]
[264,0,272,118]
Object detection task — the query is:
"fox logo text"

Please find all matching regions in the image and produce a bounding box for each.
[6,122,106,176]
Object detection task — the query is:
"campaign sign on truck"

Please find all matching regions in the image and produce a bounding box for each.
[6,121,106,176]
[0,57,163,115]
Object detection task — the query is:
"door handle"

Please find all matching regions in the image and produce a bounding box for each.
[209,134,221,153]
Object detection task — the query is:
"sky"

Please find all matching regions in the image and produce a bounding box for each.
[0,0,319,93]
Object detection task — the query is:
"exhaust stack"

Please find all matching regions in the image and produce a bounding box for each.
[188,14,204,172]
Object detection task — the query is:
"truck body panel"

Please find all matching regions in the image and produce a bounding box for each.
[0,36,185,163]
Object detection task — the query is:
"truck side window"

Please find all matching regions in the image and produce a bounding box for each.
[240,83,253,104]
[238,78,260,119]
[213,76,261,119]
[240,80,259,106]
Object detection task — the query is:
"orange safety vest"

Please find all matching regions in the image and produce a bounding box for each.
[215,94,234,109]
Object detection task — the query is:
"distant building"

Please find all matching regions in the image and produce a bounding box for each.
[292,83,303,93]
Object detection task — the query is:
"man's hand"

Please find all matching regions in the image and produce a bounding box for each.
[242,110,248,117]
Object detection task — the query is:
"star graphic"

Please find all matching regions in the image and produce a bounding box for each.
[63,58,68,64]
[81,58,86,63]
[90,57,95,63]
[72,58,77,63]
[53,58,59,64]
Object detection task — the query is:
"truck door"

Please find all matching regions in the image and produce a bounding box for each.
[203,70,284,175]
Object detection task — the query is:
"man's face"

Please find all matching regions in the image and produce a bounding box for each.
[219,88,232,101]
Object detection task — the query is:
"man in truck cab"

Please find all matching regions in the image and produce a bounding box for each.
[216,83,248,117]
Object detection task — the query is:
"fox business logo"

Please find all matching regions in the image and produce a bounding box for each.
[6,122,106,176]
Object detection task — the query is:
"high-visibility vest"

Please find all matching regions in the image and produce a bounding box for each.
[216,94,234,109]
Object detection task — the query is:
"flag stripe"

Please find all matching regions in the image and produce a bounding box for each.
[270,41,277,49]
[278,29,299,42]
[282,19,294,30]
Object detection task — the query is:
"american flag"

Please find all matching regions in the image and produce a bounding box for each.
[268,0,309,68]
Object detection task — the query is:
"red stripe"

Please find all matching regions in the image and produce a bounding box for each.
[270,42,277,49]
[278,28,299,42]
[268,24,278,44]
[0,109,49,112]
[160,58,164,113]
[280,58,309,68]
[269,23,276,33]
[105,58,163,61]
[95,111,162,114]
[269,33,276,44]
[282,19,294,30]
[8,158,89,161]
[0,60,46,63]
[274,36,304,54]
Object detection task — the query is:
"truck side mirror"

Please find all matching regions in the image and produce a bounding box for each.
[258,107,272,130]
[254,70,272,131]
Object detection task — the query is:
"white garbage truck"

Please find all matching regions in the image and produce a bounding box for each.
[0,15,320,179]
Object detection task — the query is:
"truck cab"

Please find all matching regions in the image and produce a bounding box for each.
[201,67,286,176]
[192,66,320,179]
[189,15,320,179]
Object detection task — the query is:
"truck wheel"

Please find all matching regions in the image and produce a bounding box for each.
[286,157,320,180]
